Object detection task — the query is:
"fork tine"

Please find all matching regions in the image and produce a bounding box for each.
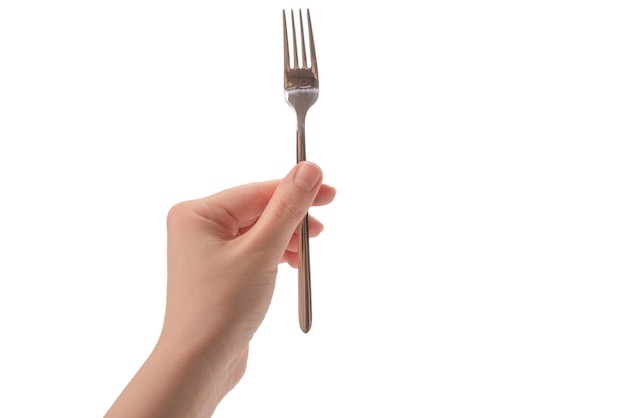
[307,9,317,74]
[283,10,290,70]
[299,9,308,68]
[290,10,299,69]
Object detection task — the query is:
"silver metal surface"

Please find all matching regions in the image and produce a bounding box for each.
[283,9,319,333]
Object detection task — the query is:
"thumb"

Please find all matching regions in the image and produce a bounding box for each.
[247,162,323,256]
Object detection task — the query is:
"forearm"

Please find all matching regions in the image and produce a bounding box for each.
[104,335,241,418]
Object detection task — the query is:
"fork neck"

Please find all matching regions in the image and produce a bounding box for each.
[296,112,307,132]
[296,117,307,162]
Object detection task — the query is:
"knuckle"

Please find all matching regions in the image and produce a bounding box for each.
[166,201,192,230]
[273,194,305,223]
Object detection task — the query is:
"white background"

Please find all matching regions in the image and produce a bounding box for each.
[1,1,625,417]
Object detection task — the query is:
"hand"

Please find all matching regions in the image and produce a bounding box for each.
[105,162,335,417]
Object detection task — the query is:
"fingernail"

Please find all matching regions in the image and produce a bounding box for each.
[293,162,322,192]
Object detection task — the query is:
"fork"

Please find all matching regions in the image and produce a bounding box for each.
[283,9,319,333]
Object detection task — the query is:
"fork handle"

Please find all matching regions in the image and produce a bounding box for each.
[296,128,312,333]
[298,215,312,333]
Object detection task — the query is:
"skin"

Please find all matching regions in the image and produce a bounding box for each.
[104,162,336,417]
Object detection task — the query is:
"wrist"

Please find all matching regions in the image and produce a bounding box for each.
[154,325,248,412]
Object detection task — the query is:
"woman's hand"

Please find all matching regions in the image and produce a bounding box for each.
[105,162,335,417]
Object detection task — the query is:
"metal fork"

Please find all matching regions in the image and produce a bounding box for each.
[283,9,319,333]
